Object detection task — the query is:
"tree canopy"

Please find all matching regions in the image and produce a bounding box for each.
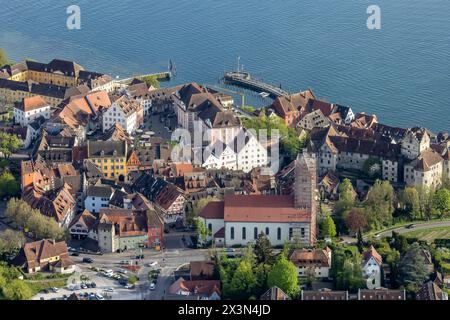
[397,242,429,292]
[0,171,20,198]
[142,75,160,89]
[5,198,65,240]
[321,212,337,238]
[364,180,394,229]
[267,256,299,297]
[433,188,450,217]
[253,232,275,265]
[0,132,21,158]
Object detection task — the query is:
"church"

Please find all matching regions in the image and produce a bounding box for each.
[199,151,318,247]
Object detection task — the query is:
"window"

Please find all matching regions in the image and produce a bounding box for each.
[208,223,212,232]
[242,227,246,240]
[265,227,269,236]
[301,228,305,238]
[230,227,234,240]
[289,228,293,240]
[254,227,258,239]
[277,228,281,240]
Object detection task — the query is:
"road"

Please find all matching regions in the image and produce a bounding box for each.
[46,232,210,300]
[373,220,450,238]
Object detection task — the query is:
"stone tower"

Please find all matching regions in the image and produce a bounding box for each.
[294,150,318,244]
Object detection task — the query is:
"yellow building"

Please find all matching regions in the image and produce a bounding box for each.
[87,140,129,182]
[1,59,83,87]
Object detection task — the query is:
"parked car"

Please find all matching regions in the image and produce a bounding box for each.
[81,284,87,289]
[105,287,114,292]
[149,282,156,290]
[135,254,144,259]
[71,252,79,256]
[50,287,59,293]
[147,261,158,267]
[124,284,134,289]
[83,257,94,263]
[405,224,415,229]
[91,282,97,288]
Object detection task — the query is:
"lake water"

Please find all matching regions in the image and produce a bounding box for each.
[1,0,449,132]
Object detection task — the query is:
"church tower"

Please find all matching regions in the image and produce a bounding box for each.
[294,150,318,244]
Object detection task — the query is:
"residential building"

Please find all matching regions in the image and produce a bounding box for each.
[167,278,221,300]
[12,239,74,274]
[87,140,128,181]
[132,174,186,224]
[416,281,449,300]
[97,208,149,253]
[301,289,348,300]
[103,95,143,134]
[13,95,52,126]
[260,287,290,300]
[271,90,315,126]
[357,289,406,300]
[69,209,98,240]
[362,246,382,289]
[22,183,76,228]
[84,185,114,213]
[289,247,332,278]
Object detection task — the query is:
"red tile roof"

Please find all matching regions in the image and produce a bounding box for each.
[224,194,310,223]
[199,201,225,220]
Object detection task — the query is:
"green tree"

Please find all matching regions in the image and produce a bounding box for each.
[433,188,450,217]
[398,242,429,292]
[267,256,299,297]
[195,218,210,245]
[334,179,356,233]
[242,115,301,163]
[320,213,337,238]
[1,279,33,300]
[362,157,381,178]
[364,180,395,229]
[0,171,20,198]
[399,187,421,220]
[127,275,138,285]
[330,245,365,292]
[0,229,25,259]
[0,132,21,158]
[229,260,257,300]
[253,232,275,264]
[142,75,160,88]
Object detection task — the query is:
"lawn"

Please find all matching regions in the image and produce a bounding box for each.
[403,226,450,243]
[26,279,68,295]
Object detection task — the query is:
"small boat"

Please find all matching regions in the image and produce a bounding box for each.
[259,92,270,98]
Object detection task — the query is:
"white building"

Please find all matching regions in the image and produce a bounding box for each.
[202,140,237,171]
[102,95,142,134]
[362,246,382,289]
[84,185,114,214]
[14,95,52,126]
[202,130,268,173]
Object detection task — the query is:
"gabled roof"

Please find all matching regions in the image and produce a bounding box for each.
[16,95,49,112]
[408,149,443,172]
[69,209,98,230]
[363,245,382,266]
[290,247,332,267]
[224,195,310,223]
[87,140,127,158]
[199,201,225,220]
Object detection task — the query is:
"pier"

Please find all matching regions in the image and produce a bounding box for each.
[223,71,289,98]
[117,71,172,84]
